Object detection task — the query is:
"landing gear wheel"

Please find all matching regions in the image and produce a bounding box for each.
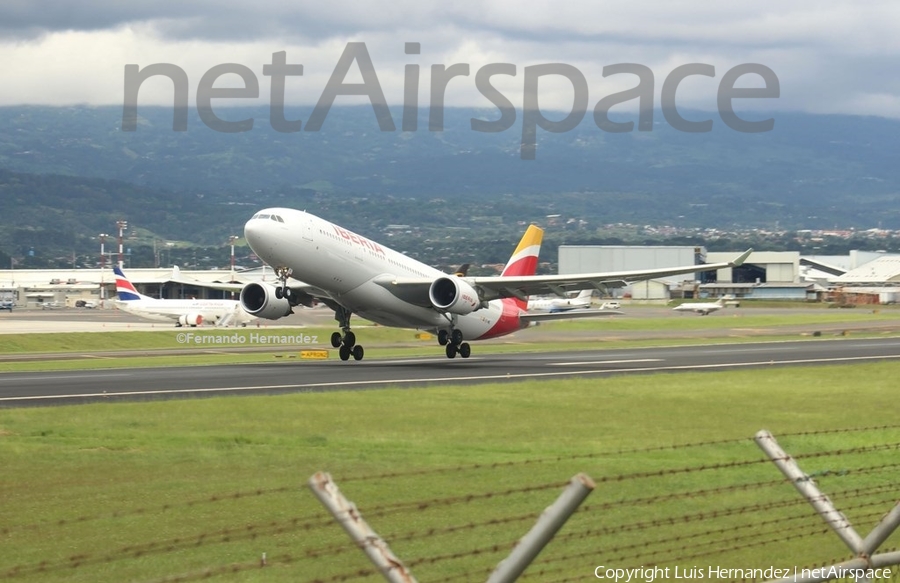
[437,329,449,346]
[451,329,463,345]
[459,342,471,358]
[445,343,458,359]
[333,307,360,363]
[273,266,293,302]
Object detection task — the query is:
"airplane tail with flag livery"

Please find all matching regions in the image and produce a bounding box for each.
[113,266,154,301]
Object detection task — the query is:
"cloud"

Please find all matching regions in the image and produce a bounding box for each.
[0,1,898,118]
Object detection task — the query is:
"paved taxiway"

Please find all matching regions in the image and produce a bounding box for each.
[2,337,899,407]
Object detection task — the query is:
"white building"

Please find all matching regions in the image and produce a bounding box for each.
[0,266,273,308]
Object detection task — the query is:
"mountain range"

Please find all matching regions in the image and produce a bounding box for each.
[0,105,898,265]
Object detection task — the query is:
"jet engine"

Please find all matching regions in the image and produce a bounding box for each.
[429,277,480,315]
[240,283,292,319]
[178,313,203,327]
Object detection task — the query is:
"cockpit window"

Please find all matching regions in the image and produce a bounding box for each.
[251,213,283,221]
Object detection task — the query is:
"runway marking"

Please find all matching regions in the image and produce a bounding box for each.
[550,359,662,366]
[4,353,900,403]
[371,357,485,365]
[1,372,133,382]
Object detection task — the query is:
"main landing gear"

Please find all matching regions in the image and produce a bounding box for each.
[438,327,471,359]
[330,306,364,361]
[273,266,294,301]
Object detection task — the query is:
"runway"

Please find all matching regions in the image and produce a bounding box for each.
[2,336,899,407]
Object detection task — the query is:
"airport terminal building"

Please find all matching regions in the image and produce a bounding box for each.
[0,267,272,308]
[3,247,900,308]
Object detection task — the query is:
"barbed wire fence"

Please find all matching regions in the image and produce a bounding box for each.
[3,425,900,582]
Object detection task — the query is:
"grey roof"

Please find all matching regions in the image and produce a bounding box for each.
[833,256,900,284]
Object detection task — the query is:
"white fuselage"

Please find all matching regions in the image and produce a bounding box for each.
[244,209,525,340]
[527,291,592,312]
[672,301,724,315]
[116,298,255,325]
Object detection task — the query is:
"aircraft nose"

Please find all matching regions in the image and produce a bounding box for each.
[245,211,290,265]
[244,217,268,254]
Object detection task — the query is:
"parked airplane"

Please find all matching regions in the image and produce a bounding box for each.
[527,289,594,312]
[240,208,752,361]
[113,266,256,327]
[672,297,728,316]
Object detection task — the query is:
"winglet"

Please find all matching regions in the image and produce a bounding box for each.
[730,248,753,267]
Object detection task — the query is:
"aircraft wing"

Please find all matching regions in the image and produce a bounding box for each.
[173,275,326,305]
[519,309,623,323]
[186,281,245,292]
[163,267,245,292]
[468,248,752,301]
[278,282,332,308]
[377,248,752,305]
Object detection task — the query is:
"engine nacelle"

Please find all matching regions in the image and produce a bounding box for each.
[240,282,293,320]
[178,313,203,327]
[429,276,480,315]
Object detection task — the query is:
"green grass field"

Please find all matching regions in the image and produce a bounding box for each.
[3,307,900,373]
[2,309,897,354]
[2,362,900,582]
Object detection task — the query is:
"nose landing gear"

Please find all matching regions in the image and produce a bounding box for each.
[273,266,294,301]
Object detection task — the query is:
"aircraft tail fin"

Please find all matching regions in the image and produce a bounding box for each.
[501,224,543,309]
[113,266,153,301]
[501,225,543,278]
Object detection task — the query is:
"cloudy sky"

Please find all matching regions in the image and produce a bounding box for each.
[2,0,899,117]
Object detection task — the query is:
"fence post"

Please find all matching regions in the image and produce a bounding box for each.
[754,429,865,554]
[486,473,595,583]
[756,430,900,583]
[308,471,418,583]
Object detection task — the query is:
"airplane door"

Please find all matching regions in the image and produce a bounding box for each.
[302,215,313,241]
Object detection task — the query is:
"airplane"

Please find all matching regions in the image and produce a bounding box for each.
[672,297,729,316]
[113,266,256,327]
[527,289,594,313]
[240,208,752,361]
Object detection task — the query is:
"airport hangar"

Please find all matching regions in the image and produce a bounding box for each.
[558,246,821,301]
